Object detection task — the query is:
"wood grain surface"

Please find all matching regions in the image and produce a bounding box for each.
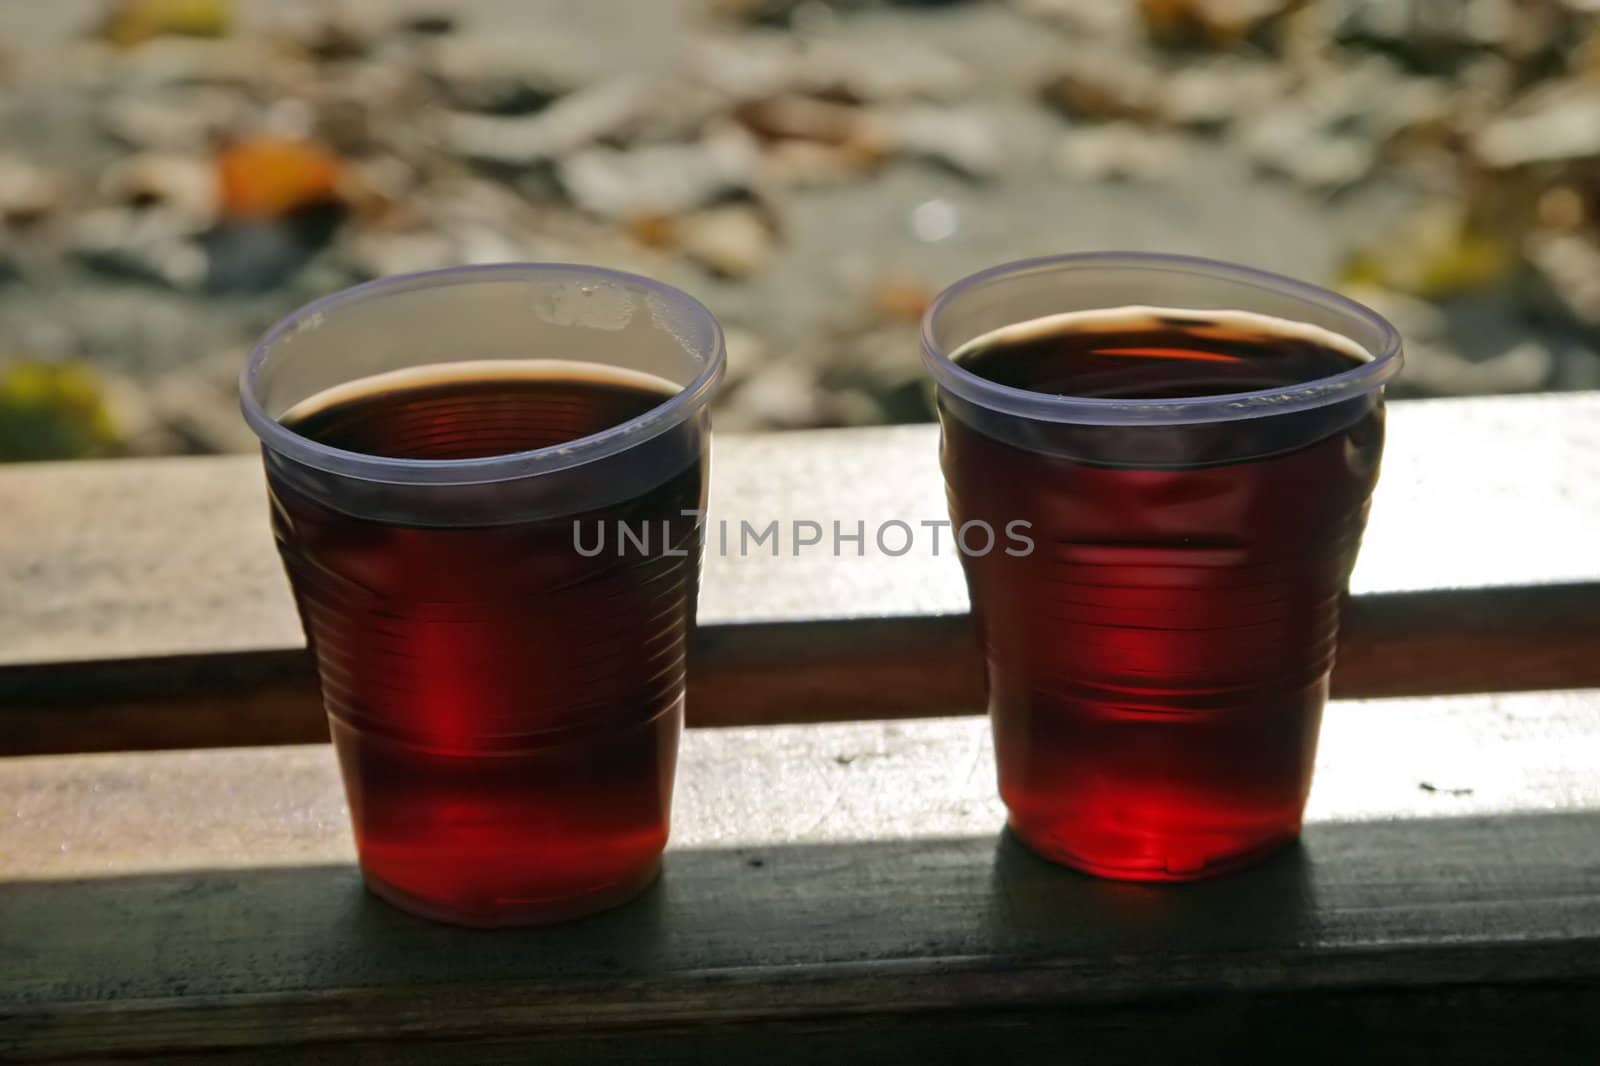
[4,393,1600,752]
[3,690,1599,1061]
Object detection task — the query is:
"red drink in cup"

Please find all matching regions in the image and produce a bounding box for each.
[242,265,724,924]
[922,254,1401,880]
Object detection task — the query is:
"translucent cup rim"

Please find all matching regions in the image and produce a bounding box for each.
[239,262,726,485]
[919,252,1403,426]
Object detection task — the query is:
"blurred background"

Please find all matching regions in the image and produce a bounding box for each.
[0,0,1597,461]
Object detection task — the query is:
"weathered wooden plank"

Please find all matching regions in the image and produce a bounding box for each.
[71,987,1600,1066]
[4,394,1600,751]
[3,691,1599,1061]
[10,393,1600,660]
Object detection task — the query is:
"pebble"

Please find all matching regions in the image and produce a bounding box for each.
[799,38,975,103]
[698,33,974,104]
[1054,123,1181,183]
[1161,60,1287,130]
[721,326,771,386]
[149,373,259,453]
[271,0,406,60]
[98,87,249,151]
[823,387,891,426]
[400,10,457,36]
[735,93,886,150]
[451,222,534,266]
[612,83,733,147]
[820,324,932,422]
[70,207,209,290]
[885,106,1001,180]
[101,154,219,232]
[868,275,938,322]
[694,34,802,98]
[1238,58,1449,189]
[338,156,421,224]
[342,225,456,278]
[837,323,927,385]
[423,34,595,114]
[0,158,65,227]
[1400,340,1554,394]
[1139,0,1294,47]
[0,284,239,378]
[93,38,286,91]
[1039,52,1165,123]
[758,140,880,187]
[203,218,330,293]
[176,344,251,392]
[440,80,658,167]
[1010,0,1141,38]
[558,131,760,220]
[675,203,778,279]
[704,0,811,25]
[1473,84,1600,168]
[1537,186,1589,231]
[1341,284,1448,341]
[1331,0,1521,59]
[1242,119,1377,189]
[726,360,825,429]
[339,178,593,277]
[313,67,419,155]
[99,367,167,456]
[1527,234,1600,329]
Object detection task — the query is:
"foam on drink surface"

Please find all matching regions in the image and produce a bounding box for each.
[951,306,1374,402]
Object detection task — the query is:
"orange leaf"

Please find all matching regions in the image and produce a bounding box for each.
[217,138,343,220]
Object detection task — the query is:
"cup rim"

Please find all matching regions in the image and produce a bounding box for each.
[239,262,726,485]
[920,251,1403,427]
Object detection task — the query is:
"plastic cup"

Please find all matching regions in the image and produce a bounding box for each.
[922,253,1402,881]
[241,264,725,925]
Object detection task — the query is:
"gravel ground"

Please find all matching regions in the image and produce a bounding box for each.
[1,0,1596,457]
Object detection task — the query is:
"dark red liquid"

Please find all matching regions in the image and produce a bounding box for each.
[942,308,1383,880]
[270,364,703,924]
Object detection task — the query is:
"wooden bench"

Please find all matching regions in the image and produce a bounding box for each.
[3,392,1599,1061]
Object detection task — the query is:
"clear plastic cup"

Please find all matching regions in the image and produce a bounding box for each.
[241,264,725,925]
[922,253,1402,881]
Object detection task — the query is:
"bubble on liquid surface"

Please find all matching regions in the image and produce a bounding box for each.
[529,281,634,331]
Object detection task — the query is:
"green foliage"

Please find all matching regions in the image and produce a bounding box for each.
[0,360,121,461]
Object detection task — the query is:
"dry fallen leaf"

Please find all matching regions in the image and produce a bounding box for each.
[217,137,343,220]
[0,360,122,461]
[1139,0,1294,48]
[98,0,233,48]
[1342,204,1513,298]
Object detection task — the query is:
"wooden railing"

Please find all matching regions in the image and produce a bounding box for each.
[7,392,1600,752]
[2,392,1599,1062]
